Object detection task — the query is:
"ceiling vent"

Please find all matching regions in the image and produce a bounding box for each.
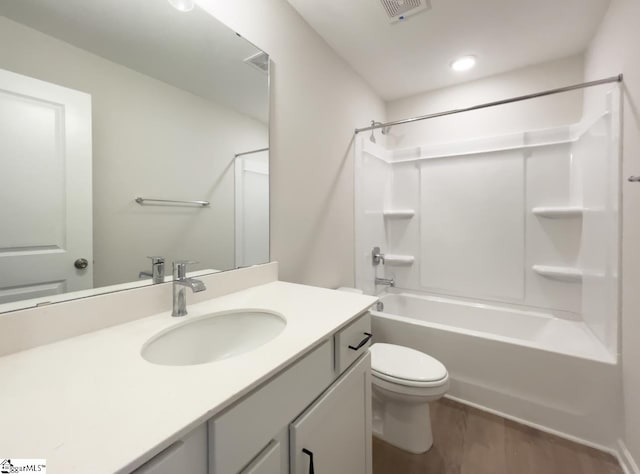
[244,51,269,74]
[380,0,431,23]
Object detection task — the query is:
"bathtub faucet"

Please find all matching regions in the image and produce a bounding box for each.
[375,277,395,287]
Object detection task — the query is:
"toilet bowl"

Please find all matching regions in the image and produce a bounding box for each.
[370,343,449,454]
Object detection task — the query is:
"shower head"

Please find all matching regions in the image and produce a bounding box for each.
[370,120,392,138]
[369,120,392,143]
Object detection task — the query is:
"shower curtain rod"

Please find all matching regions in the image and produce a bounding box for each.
[354,74,623,134]
[234,147,269,158]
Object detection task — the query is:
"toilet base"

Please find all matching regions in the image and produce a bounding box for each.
[372,391,434,454]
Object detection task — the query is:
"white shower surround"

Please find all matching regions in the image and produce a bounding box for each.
[355,85,621,450]
[356,92,619,348]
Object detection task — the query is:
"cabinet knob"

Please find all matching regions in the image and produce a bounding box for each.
[302,448,315,474]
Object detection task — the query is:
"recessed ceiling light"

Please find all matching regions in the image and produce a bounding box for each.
[450,55,477,72]
[168,0,195,12]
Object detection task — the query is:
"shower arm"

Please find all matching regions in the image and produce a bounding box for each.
[355,74,623,134]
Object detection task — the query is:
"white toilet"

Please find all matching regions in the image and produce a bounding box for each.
[370,343,449,454]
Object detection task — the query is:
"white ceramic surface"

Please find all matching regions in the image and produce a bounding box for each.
[142,309,287,366]
[377,291,613,362]
[371,343,449,454]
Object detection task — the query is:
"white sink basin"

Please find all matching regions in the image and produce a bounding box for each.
[141,309,287,366]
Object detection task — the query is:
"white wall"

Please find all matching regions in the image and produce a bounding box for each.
[0,17,268,287]
[584,0,640,468]
[195,0,386,288]
[386,55,585,148]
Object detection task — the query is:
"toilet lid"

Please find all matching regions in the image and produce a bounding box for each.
[370,343,447,384]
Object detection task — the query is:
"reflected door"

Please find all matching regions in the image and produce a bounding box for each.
[0,68,92,305]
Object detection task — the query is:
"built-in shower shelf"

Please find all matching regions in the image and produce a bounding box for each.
[384,255,415,266]
[532,265,582,282]
[532,206,584,218]
[383,209,415,219]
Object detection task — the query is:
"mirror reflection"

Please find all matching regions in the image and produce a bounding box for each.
[0,0,270,312]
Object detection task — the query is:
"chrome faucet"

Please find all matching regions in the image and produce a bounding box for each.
[172,261,206,317]
[139,256,165,284]
[375,277,395,287]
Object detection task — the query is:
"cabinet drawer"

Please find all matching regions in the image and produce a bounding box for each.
[209,340,333,474]
[240,440,282,474]
[334,313,372,374]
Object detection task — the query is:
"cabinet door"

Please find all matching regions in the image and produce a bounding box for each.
[290,353,372,474]
[240,440,282,474]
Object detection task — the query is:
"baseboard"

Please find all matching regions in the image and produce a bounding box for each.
[444,394,618,456]
[617,439,640,474]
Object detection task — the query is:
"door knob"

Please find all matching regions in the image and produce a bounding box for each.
[74,258,89,269]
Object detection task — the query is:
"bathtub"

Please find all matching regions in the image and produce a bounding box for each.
[370,291,620,451]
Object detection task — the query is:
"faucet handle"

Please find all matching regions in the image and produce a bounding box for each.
[147,256,165,264]
[172,260,199,279]
[372,246,385,266]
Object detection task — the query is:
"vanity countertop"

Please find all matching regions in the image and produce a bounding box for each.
[0,281,376,473]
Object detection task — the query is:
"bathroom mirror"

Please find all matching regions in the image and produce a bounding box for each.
[0,0,270,313]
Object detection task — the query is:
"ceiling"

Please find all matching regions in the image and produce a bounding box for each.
[0,0,269,122]
[286,0,611,101]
